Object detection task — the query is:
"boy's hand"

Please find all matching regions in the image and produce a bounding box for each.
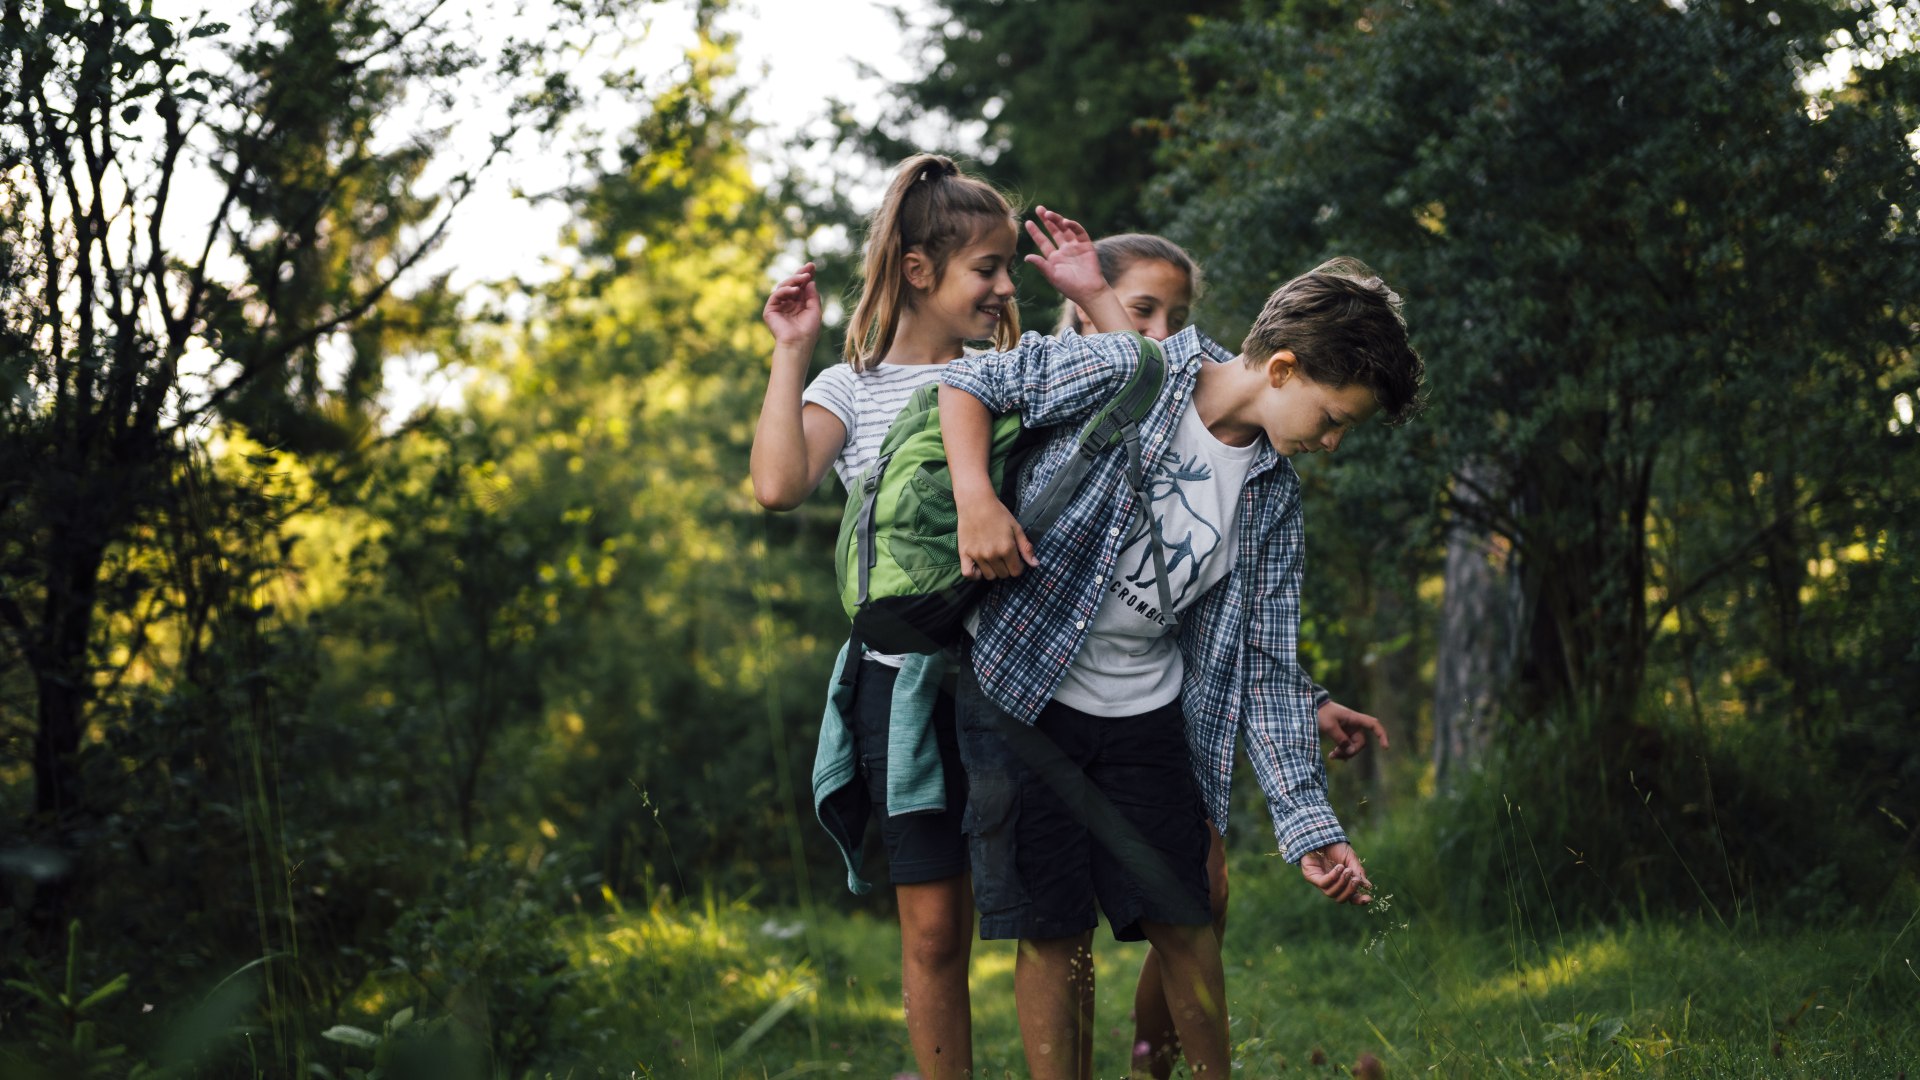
[956,493,1038,580]
[763,262,822,349]
[1023,207,1111,307]
[1318,700,1389,761]
[1299,842,1372,905]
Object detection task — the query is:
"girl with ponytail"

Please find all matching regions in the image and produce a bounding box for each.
[753,153,1022,508]
[749,152,1021,1079]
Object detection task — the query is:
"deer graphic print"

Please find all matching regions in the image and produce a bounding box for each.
[1120,452,1224,612]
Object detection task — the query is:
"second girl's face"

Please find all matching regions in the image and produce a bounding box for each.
[1112,258,1193,341]
[918,221,1018,342]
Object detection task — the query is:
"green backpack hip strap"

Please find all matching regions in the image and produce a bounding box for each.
[836,333,1176,655]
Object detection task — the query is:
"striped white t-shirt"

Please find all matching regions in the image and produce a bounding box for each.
[802,361,953,490]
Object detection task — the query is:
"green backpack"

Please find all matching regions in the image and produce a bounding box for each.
[835,332,1178,654]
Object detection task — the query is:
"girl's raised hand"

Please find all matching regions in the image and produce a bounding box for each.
[1023,206,1105,304]
[763,262,823,348]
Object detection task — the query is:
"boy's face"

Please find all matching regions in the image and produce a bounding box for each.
[1256,351,1379,456]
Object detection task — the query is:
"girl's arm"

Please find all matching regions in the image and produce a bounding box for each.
[751,263,847,510]
[1024,206,1131,333]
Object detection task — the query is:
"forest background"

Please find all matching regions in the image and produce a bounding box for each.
[2,0,1917,1076]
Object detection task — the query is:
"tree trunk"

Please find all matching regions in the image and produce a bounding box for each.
[33,536,106,819]
[1432,462,1523,786]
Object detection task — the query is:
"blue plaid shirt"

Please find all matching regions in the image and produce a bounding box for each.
[943,327,1345,863]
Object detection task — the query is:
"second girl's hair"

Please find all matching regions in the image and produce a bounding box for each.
[845,153,1021,371]
[1057,233,1205,334]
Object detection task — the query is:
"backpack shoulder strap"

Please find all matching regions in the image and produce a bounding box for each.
[1072,333,1167,458]
[1013,333,1181,633]
[1016,333,1167,538]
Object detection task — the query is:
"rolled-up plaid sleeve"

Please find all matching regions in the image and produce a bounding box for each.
[940,330,1140,427]
[1240,487,1348,862]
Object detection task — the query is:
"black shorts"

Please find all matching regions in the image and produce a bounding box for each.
[955,666,1212,942]
[847,656,969,885]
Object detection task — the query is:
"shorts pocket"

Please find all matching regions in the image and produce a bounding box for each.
[962,771,1027,916]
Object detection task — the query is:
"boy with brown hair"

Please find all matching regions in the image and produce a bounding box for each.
[939,257,1424,1078]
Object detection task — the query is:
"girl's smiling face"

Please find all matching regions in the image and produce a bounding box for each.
[910,219,1018,343]
[1109,258,1193,341]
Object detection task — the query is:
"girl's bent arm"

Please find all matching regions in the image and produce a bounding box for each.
[751,368,845,509]
[752,264,845,509]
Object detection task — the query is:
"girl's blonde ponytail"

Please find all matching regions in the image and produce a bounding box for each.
[844,153,1021,371]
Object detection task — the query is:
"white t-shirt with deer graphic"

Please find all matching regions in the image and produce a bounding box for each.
[1052,396,1260,717]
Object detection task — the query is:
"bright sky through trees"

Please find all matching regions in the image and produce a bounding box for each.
[141,0,927,419]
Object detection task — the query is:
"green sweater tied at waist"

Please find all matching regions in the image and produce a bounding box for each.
[810,642,949,895]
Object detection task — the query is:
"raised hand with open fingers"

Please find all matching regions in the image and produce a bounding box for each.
[1023,206,1108,304]
[762,261,822,349]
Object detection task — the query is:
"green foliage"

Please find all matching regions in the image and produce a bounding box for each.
[316,1007,470,1080]
[1409,714,1905,929]
[545,890,837,1076]
[1157,0,1920,734]
[360,857,587,1076]
[870,0,1238,311]
[1,1,738,1074]
[0,922,147,1079]
[5,0,1917,1074]
[300,26,848,907]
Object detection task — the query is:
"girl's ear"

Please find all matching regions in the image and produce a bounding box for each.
[1266,349,1300,389]
[902,249,934,292]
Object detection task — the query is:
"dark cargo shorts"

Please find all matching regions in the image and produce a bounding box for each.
[954,665,1211,942]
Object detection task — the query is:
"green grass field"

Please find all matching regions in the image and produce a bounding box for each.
[541,879,1920,1079]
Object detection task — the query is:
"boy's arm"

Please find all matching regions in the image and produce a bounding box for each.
[1301,843,1373,904]
[939,329,1144,429]
[940,384,1038,581]
[1238,487,1369,900]
[940,330,1148,579]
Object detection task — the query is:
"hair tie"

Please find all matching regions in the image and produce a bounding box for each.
[917,157,959,184]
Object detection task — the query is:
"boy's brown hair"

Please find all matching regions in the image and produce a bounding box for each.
[1241,257,1425,425]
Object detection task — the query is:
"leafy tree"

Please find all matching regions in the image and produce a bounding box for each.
[867,0,1236,311]
[0,0,628,852]
[311,23,850,906]
[1154,0,1919,916]
[1158,0,1919,743]
[488,25,849,901]
[0,0,664,1069]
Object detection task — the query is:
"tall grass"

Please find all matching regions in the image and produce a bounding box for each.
[524,845,1920,1078]
[10,815,1913,1077]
